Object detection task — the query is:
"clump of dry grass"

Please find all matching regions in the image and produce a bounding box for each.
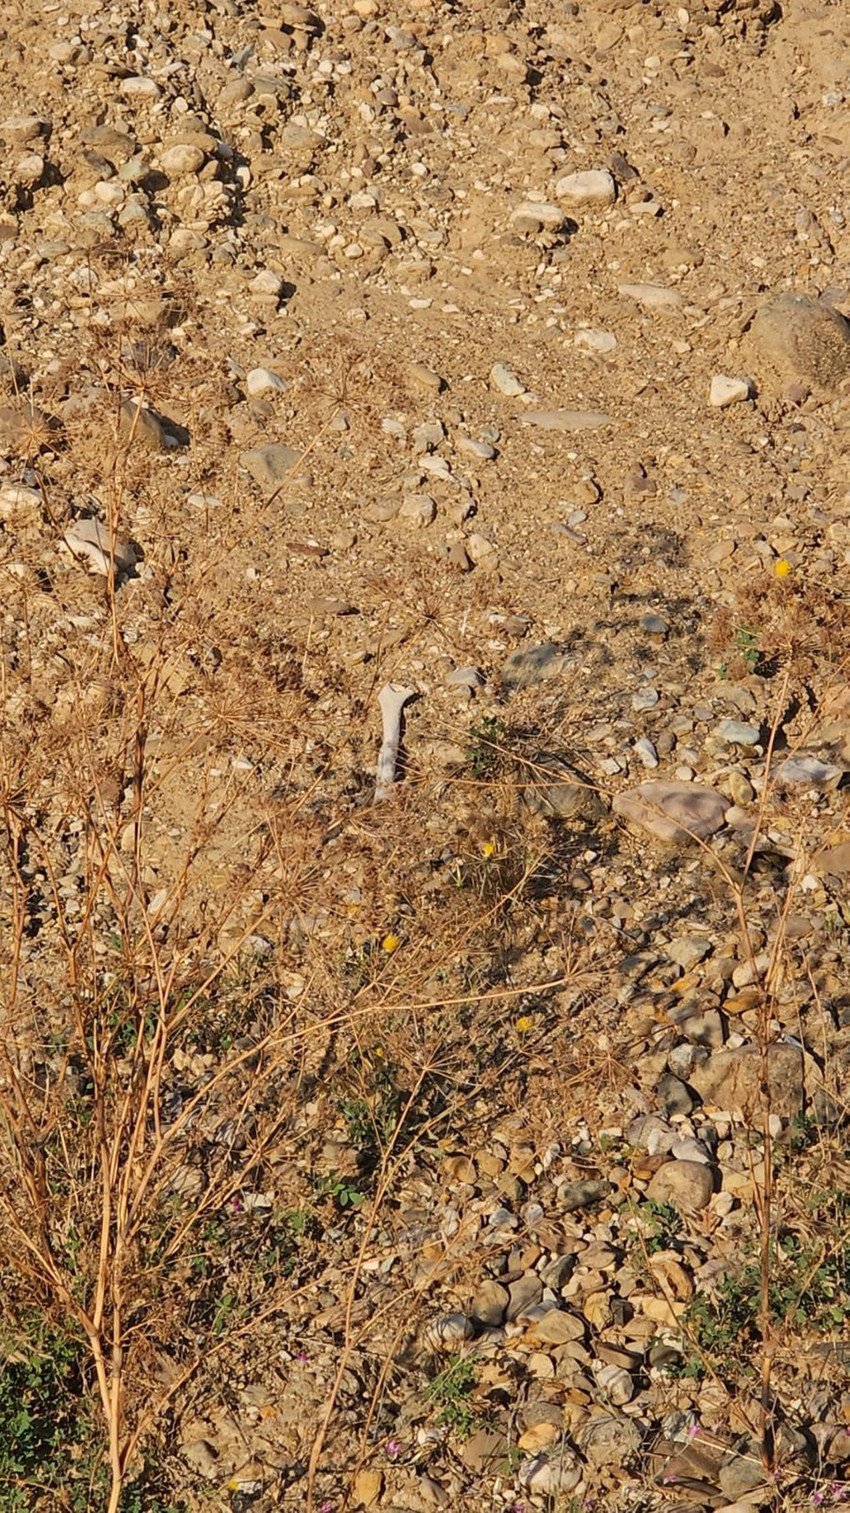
[0,297,576,1500]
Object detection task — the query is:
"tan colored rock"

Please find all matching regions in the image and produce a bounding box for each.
[1,114,49,145]
[240,443,303,487]
[518,1421,560,1452]
[120,398,167,451]
[352,1469,383,1508]
[161,143,205,176]
[646,1159,714,1211]
[0,399,50,451]
[647,1251,693,1301]
[689,1043,804,1119]
[750,292,850,391]
[528,1309,585,1345]
[812,841,850,877]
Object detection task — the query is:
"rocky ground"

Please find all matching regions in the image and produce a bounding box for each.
[1,0,850,1507]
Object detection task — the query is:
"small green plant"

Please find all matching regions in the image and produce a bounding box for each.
[718,624,763,679]
[466,715,508,779]
[0,1313,178,1510]
[642,1198,682,1254]
[734,625,761,672]
[315,1172,366,1211]
[683,1221,850,1378]
[211,1290,238,1339]
[424,1354,478,1437]
[285,1205,321,1240]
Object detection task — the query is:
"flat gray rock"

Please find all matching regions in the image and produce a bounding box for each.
[501,643,572,690]
[240,443,304,487]
[612,781,727,844]
[716,718,760,747]
[773,754,843,791]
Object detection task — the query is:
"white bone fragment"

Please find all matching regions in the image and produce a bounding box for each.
[374,682,416,802]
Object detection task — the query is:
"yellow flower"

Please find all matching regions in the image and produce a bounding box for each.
[515,1014,535,1033]
[774,557,792,578]
[481,839,496,858]
[382,933,401,954]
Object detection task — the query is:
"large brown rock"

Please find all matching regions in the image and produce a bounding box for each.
[750,293,850,391]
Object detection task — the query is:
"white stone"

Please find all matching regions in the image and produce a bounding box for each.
[94,181,124,205]
[120,76,161,99]
[555,169,616,207]
[709,373,751,407]
[490,361,526,397]
[575,328,617,354]
[510,200,565,230]
[246,366,288,397]
[634,736,659,769]
[63,518,140,578]
[250,268,284,298]
[15,153,44,186]
[618,282,683,310]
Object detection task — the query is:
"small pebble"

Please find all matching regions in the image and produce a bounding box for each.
[618,282,682,310]
[634,736,659,769]
[399,493,436,526]
[709,374,751,407]
[555,169,616,207]
[446,665,485,689]
[456,436,497,460]
[490,361,527,397]
[246,366,287,397]
[716,718,761,747]
[640,613,669,636]
[408,362,443,392]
